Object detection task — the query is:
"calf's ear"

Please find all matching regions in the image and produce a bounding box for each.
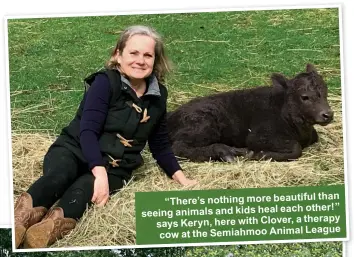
[306,63,318,74]
[271,73,288,89]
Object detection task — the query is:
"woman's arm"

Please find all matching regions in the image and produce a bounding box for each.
[79,73,111,206]
[148,112,197,186]
[79,74,110,170]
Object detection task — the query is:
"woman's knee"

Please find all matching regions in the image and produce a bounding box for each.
[43,146,80,182]
[57,176,95,220]
[66,173,96,199]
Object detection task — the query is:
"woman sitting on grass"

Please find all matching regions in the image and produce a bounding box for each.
[14,25,197,249]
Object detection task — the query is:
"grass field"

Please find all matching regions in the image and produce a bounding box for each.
[8,8,341,133]
[0,228,344,257]
[0,228,343,257]
[7,7,345,251]
[185,242,343,257]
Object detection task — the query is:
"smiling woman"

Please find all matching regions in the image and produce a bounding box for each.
[117,35,156,89]
[13,25,197,249]
[106,25,171,82]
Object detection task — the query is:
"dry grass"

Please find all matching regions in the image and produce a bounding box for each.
[11,95,344,248]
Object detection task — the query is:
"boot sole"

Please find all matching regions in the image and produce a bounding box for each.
[23,219,54,248]
[15,224,26,248]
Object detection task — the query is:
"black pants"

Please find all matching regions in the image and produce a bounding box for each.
[27,145,127,220]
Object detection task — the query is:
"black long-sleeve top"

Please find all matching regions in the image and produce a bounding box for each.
[79,74,181,178]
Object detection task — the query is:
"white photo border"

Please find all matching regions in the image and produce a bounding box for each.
[1,1,350,255]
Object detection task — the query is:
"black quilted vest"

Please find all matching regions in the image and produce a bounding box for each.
[53,69,167,176]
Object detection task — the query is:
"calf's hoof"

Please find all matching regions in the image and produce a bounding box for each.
[221,155,236,162]
[214,144,240,162]
[244,150,255,159]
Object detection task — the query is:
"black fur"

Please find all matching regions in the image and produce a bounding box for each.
[167,64,333,162]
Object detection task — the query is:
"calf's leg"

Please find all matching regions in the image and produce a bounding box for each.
[172,141,247,162]
[247,136,303,161]
[169,110,249,162]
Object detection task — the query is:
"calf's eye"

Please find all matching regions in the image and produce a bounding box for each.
[301,95,310,101]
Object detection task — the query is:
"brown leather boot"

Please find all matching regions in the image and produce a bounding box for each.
[23,207,76,248]
[14,192,47,248]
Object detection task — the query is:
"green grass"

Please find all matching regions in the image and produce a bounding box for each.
[8,8,341,134]
[186,241,342,257]
[0,228,343,256]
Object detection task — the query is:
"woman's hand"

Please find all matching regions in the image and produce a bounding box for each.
[172,170,198,186]
[91,166,109,207]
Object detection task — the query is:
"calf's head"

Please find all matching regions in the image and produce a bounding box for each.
[272,64,333,126]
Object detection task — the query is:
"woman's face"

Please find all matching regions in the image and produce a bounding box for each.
[116,34,156,81]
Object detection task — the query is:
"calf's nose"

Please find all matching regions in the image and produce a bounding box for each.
[321,109,334,121]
